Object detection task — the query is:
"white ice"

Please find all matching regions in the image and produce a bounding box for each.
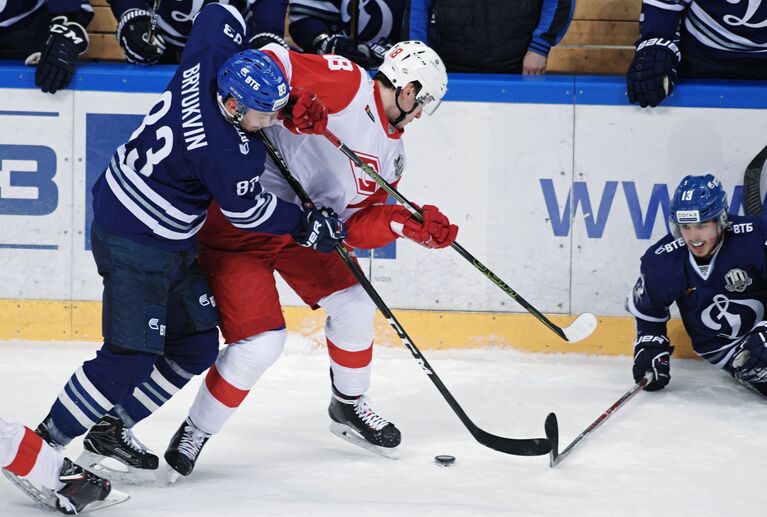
[1,337,765,517]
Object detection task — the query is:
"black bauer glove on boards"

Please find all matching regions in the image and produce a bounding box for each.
[34,16,89,93]
[626,37,681,108]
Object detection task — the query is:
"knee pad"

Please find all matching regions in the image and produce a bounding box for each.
[320,284,376,349]
[215,329,287,389]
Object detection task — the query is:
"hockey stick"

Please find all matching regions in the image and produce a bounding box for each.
[257,129,551,456]
[145,0,161,46]
[742,143,767,216]
[544,370,653,467]
[321,129,597,343]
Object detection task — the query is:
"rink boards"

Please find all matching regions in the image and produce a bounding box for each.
[0,65,766,356]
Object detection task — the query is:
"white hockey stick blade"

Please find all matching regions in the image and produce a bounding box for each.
[76,450,163,486]
[329,422,400,460]
[563,313,598,343]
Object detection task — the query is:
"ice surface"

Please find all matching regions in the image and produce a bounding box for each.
[1,338,765,516]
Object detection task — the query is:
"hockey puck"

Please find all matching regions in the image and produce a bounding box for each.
[434,455,456,467]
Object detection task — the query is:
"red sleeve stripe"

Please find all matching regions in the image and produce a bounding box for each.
[204,365,250,408]
[5,427,43,477]
[327,339,373,368]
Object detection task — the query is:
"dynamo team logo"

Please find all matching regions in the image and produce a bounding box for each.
[700,294,763,339]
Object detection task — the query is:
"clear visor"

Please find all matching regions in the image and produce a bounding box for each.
[416,90,442,116]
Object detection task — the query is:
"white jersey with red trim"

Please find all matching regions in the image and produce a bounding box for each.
[260,44,405,223]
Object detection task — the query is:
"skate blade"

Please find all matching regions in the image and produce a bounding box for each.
[78,488,130,514]
[76,450,164,486]
[2,468,57,510]
[329,422,400,459]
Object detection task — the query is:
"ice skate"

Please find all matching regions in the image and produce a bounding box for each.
[164,418,210,482]
[328,394,401,459]
[3,457,128,514]
[77,414,161,485]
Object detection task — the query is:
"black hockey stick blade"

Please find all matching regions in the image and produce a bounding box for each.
[544,412,560,467]
[743,143,767,216]
[472,425,551,456]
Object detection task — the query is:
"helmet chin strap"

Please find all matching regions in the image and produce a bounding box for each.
[391,87,419,126]
[217,94,247,128]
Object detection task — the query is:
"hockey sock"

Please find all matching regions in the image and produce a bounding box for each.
[321,284,376,397]
[115,328,220,427]
[189,329,286,435]
[1,420,64,491]
[47,345,157,444]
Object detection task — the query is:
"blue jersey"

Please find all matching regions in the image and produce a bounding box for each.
[92,3,301,251]
[107,0,287,50]
[627,214,767,368]
[1,0,93,27]
[288,0,405,51]
[641,0,767,60]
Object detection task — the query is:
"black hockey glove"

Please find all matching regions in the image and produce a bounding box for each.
[632,335,672,391]
[116,8,166,64]
[626,37,680,108]
[732,323,767,384]
[291,206,348,253]
[248,32,289,50]
[313,33,388,69]
[34,16,89,93]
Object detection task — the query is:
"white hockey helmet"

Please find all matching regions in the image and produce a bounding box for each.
[378,41,447,116]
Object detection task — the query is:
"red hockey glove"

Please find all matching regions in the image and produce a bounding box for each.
[390,205,458,249]
[280,88,328,135]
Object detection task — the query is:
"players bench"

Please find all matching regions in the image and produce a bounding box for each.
[83,0,641,75]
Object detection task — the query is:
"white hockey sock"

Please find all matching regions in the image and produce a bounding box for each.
[1,419,64,491]
[189,330,286,435]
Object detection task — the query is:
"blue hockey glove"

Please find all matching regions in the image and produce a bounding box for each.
[116,8,166,64]
[632,335,672,391]
[34,16,89,93]
[291,206,348,253]
[626,37,680,108]
[732,324,767,384]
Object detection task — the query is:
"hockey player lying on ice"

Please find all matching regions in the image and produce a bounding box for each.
[629,174,767,397]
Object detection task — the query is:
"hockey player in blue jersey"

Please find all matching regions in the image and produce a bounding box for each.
[0,0,94,93]
[110,0,288,64]
[626,0,767,108]
[1,3,343,497]
[628,174,767,397]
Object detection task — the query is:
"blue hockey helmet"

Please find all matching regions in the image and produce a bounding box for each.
[217,49,290,115]
[669,174,729,236]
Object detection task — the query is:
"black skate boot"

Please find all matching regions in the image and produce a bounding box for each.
[164,418,211,478]
[78,414,159,485]
[328,392,401,458]
[2,455,129,514]
[54,457,115,514]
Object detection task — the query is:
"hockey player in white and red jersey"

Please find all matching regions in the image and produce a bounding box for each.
[161,40,455,476]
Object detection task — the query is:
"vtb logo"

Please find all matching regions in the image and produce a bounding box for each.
[348,151,380,195]
[0,144,58,215]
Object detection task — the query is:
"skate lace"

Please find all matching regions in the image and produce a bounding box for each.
[354,396,390,431]
[177,423,209,460]
[121,428,149,454]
